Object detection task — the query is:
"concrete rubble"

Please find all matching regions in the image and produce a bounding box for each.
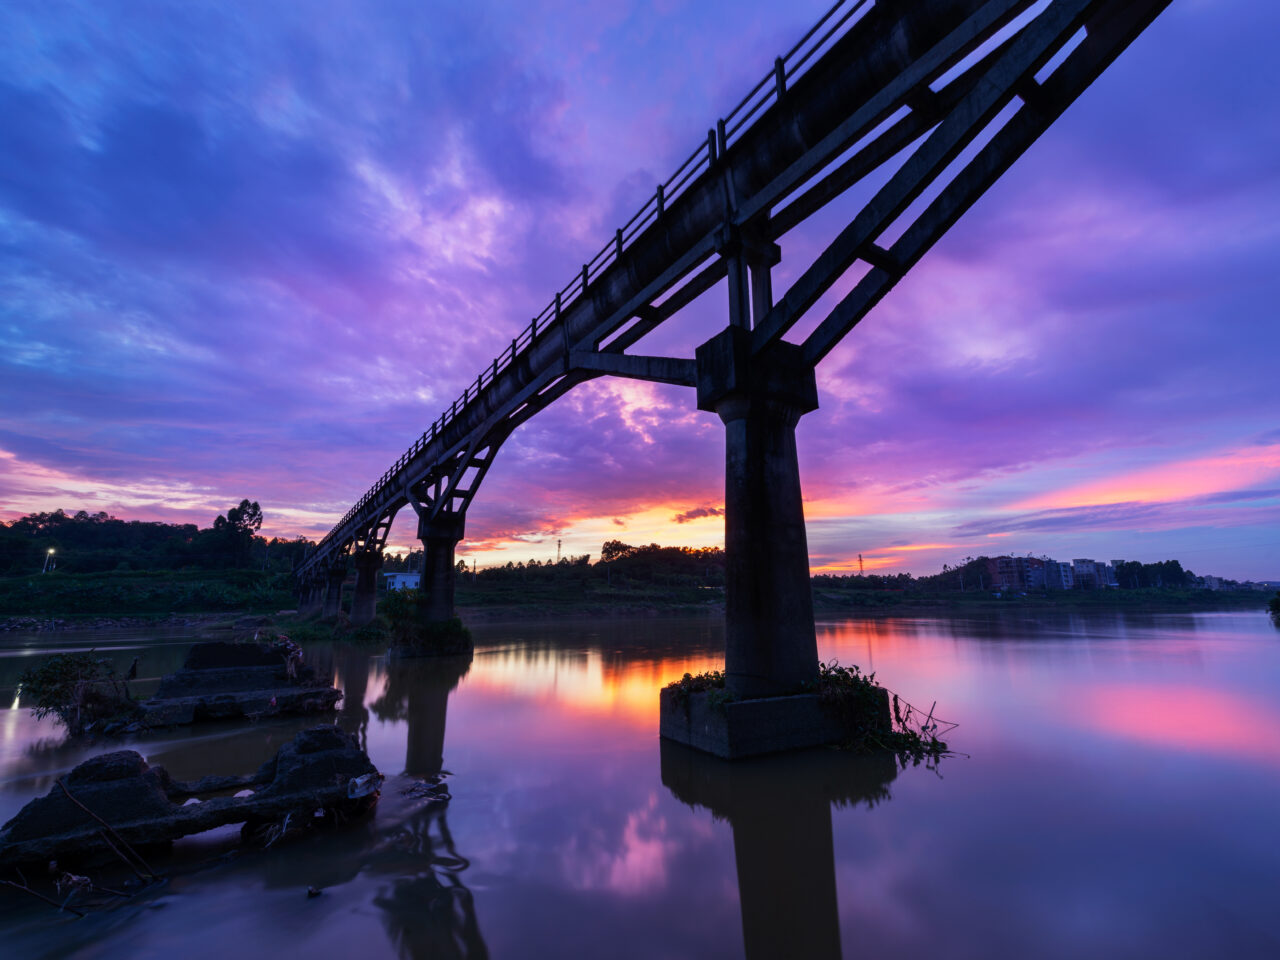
[137,641,342,727]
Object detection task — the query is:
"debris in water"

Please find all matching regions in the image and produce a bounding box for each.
[348,772,384,799]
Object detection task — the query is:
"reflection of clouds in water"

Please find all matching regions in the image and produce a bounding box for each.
[559,793,681,896]
[1064,683,1280,767]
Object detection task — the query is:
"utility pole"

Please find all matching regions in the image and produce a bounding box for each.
[858,553,864,576]
[557,539,562,564]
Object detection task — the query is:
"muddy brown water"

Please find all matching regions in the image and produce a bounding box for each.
[2,611,1278,959]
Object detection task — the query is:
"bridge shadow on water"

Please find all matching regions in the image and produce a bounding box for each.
[662,740,898,960]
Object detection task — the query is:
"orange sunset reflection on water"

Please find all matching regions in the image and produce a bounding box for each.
[463,643,723,727]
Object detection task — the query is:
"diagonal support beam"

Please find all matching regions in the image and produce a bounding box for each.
[802,0,1172,366]
[754,0,1099,353]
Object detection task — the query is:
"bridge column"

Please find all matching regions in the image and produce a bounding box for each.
[417,512,465,623]
[350,550,383,626]
[322,563,347,618]
[300,576,322,615]
[698,326,819,699]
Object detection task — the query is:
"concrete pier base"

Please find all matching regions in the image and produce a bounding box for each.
[659,686,890,760]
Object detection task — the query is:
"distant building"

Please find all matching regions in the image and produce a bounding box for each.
[995,556,1017,591]
[1072,559,1099,589]
[384,572,421,591]
[1071,559,1117,589]
[1201,575,1221,591]
[1045,560,1074,590]
[1016,556,1046,590]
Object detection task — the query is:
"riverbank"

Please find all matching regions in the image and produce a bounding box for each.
[1,567,1269,632]
[0,612,277,634]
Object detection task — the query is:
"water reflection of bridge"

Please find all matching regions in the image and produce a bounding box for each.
[663,741,898,960]
[344,647,491,960]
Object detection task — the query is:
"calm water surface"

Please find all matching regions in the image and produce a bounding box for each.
[1,611,1278,959]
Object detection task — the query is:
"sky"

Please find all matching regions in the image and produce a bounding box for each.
[1,0,1278,581]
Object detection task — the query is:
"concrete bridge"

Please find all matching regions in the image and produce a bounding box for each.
[298,0,1170,739]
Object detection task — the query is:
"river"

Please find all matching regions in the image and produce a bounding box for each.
[1,610,1278,959]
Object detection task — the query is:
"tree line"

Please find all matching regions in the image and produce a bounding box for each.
[386,539,727,587]
[0,503,315,575]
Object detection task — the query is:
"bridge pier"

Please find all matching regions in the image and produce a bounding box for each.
[660,326,853,758]
[699,326,820,698]
[417,512,465,623]
[300,576,323,616]
[351,550,383,626]
[322,563,347,619]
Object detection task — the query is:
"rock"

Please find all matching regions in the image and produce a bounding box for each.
[1,752,174,845]
[0,727,380,867]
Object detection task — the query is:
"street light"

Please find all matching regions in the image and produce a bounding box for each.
[42,548,55,574]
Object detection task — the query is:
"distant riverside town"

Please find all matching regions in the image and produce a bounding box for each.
[942,555,1277,594]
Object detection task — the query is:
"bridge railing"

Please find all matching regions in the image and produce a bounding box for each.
[306,0,875,565]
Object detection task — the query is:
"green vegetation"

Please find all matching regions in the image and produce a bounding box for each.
[0,504,314,575]
[18,653,138,735]
[1270,591,1280,624]
[0,568,296,617]
[801,662,948,764]
[282,613,391,647]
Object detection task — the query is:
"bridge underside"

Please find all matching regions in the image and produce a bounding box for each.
[297,0,1171,756]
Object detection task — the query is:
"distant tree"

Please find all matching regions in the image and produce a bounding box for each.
[223,499,263,535]
[601,540,634,563]
[208,499,265,568]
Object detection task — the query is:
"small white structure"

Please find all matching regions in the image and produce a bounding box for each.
[383,572,421,591]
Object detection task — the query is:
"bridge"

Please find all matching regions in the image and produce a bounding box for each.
[297,0,1170,738]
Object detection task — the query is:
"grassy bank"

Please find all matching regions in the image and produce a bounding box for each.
[0,568,295,618]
